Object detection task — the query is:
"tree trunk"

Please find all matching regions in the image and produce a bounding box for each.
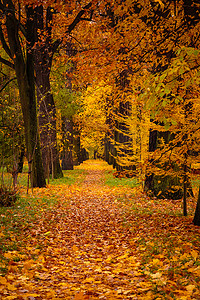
[193,187,200,226]
[28,5,63,180]
[114,101,134,171]
[61,117,73,170]
[144,129,194,200]
[73,128,88,165]
[5,5,46,188]
[34,58,63,179]
[17,145,25,173]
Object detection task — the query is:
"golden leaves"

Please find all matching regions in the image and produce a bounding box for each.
[0,276,7,285]
[74,291,88,300]
[154,0,165,10]
[1,160,200,299]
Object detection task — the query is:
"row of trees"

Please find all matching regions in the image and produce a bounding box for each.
[0,0,93,188]
[72,0,200,224]
[1,1,200,224]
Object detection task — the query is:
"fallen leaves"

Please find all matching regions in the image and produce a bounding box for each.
[0,160,200,299]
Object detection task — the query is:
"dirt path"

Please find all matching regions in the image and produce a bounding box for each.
[23,161,145,300]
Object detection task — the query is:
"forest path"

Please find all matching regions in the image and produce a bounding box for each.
[39,161,144,299]
[1,160,200,300]
[22,160,146,300]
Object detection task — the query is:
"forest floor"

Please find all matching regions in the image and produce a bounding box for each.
[0,160,200,299]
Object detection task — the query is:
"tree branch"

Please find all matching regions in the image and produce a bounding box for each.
[0,56,14,69]
[68,2,93,34]
[0,77,16,93]
[0,24,12,58]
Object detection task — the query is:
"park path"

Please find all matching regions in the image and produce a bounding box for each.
[3,160,199,299]
[21,160,147,300]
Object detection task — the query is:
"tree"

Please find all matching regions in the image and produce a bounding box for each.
[0,64,24,189]
[70,1,200,216]
[193,188,200,226]
[26,1,95,177]
[76,83,109,158]
[0,0,96,184]
[51,48,82,169]
[143,46,200,204]
[26,5,63,179]
[0,0,46,188]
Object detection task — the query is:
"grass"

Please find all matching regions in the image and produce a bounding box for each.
[49,168,87,186]
[104,169,139,188]
[191,175,200,196]
[0,163,87,189]
[0,164,87,252]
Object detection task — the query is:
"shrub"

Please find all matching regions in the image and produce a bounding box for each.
[0,187,18,207]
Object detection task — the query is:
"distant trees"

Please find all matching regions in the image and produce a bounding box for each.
[76,83,109,158]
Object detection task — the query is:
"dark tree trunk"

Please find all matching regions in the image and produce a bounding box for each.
[144,129,157,193]
[29,5,62,179]
[5,4,46,188]
[17,145,25,173]
[35,61,63,179]
[104,134,116,167]
[115,101,134,171]
[144,129,193,200]
[144,129,184,199]
[80,148,89,162]
[193,187,200,226]
[73,129,88,165]
[73,132,81,165]
[61,117,73,170]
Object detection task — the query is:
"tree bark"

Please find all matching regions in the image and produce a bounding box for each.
[4,4,46,188]
[29,5,63,179]
[144,129,184,199]
[61,117,73,170]
[17,145,25,173]
[193,187,200,226]
[35,60,63,179]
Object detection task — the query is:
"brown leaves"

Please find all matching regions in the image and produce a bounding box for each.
[1,160,200,299]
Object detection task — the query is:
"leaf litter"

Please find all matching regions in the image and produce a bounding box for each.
[0,160,200,299]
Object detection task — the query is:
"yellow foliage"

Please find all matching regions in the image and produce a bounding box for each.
[77,82,111,156]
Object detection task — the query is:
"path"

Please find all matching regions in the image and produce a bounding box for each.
[2,160,200,300]
[21,161,145,300]
[38,162,143,299]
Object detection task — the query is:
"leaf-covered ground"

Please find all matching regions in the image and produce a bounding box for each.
[0,160,200,299]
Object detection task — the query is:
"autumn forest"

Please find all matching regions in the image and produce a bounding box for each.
[0,0,200,299]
